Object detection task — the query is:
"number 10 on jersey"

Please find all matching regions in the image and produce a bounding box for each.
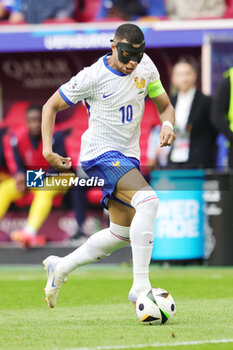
[120,105,133,124]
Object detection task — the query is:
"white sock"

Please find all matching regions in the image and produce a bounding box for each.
[129,186,159,296]
[60,222,130,274]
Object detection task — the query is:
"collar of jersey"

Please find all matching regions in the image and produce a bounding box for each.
[103,53,127,77]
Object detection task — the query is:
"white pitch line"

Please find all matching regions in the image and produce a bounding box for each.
[63,338,233,350]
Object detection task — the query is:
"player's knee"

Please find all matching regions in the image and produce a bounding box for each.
[85,224,130,261]
[110,221,130,240]
[143,193,159,213]
[131,186,159,215]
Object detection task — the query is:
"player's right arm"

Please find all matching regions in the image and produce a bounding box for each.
[42,90,72,171]
[42,66,93,170]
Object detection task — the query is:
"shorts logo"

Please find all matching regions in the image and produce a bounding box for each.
[26,168,45,188]
[112,160,121,167]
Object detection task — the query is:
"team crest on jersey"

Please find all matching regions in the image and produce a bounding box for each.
[135,77,145,94]
[135,77,145,89]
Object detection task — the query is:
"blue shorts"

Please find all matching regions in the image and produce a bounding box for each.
[81,150,140,209]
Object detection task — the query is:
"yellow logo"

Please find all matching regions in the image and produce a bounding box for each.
[112,160,121,167]
[135,77,145,89]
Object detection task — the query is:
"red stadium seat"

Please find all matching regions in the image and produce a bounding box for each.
[225,0,233,17]
[87,188,103,205]
[0,101,29,132]
[74,0,101,22]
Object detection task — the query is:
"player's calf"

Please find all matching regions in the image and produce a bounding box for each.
[129,186,159,302]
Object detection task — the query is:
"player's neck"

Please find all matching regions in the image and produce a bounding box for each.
[107,54,119,72]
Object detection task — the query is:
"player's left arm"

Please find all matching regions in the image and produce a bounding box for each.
[151,92,176,147]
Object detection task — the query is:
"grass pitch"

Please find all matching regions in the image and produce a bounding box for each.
[0,264,232,350]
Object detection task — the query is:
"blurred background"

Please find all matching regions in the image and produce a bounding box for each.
[0,0,233,266]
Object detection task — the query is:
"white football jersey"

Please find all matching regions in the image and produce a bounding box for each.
[59,53,160,161]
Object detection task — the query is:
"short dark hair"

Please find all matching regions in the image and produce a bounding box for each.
[26,105,42,114]
[114,23,144,44]
[174,56,199,74]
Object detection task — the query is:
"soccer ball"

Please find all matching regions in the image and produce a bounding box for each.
[135,288,176,325]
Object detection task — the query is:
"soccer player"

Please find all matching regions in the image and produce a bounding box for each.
[0,106,50,247]
[42,23,176,308]
[0,106,71,248]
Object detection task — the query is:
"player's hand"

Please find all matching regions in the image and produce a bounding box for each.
[15,172,26,192]
[160,125,176,147]
[43,151,72,171]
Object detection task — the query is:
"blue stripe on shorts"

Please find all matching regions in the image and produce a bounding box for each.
[81,150,140,209]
